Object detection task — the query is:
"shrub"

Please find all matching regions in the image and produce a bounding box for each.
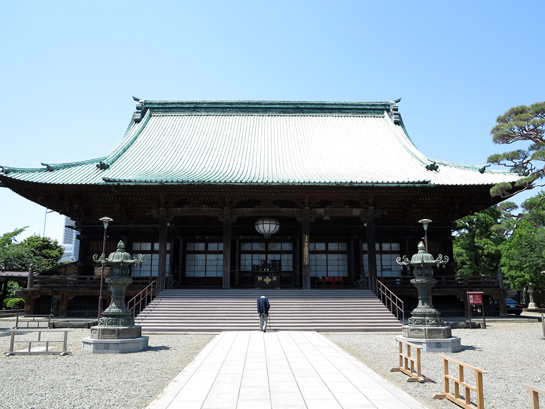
[5,298,25,309]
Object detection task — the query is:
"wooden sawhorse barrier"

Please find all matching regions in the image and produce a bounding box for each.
[391,339,431,383]
[524,384,545,409]
[14,315,52,329]
[4,329,72,356]
[434,355,487,409]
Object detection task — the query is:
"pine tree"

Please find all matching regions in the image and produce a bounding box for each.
[487,102,545,198]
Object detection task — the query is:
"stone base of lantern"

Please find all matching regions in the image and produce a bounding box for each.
[82,336,149,354]
[89,325,143,340]
[398,325,461,353]
[402,324,452,339]
[82,325,148,354]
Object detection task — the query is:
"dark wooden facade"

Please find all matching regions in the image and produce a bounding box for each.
[3,181,508,317]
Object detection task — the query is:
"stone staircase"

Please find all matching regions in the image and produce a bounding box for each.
[135,289,403,332]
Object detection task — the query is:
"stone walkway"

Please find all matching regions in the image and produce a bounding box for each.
[147,331,428,409]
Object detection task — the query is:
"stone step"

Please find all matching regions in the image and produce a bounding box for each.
[135,289,403,332]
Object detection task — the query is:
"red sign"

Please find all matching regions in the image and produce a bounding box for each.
[468,293,483,305]
[467,291,486,329]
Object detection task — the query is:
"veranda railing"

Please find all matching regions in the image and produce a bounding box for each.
[377,275,500,289]
[32,275,155,288]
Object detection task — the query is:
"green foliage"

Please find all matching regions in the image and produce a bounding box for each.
[455,192,545,291]
[7,281,21,298]
[0,228,64,273]
[4,298,25,309]
[19,235,64,270]
[0,228,26,246]
[453,207,504,277]
[490,182,515,197]
[515,174,539,188]
[500,219,545,291]
[487,102,545,197]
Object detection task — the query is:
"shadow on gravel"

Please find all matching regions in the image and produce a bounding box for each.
[460,345,479,351]
[146,346,171,352]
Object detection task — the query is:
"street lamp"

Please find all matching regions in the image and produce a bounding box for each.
[418,219,432,253]
[42,209,54,237]
[97,217,113,318]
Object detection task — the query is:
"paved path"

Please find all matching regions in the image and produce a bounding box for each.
[147,331,428,409]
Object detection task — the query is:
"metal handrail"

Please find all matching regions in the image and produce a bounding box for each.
[369,275,405,323]
[127,274,166,318]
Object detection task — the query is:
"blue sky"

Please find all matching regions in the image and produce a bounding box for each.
[1,1,544,244]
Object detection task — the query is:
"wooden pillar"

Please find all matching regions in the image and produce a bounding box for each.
[497,265,507,317]
[302,207,311,290]
[358,238,364,284]
[235,237,240,286]
[403,235,410,275]
[177,237,184,287]
[27,272,34,289]
[350,237,356,285]
[0,279,8,308]
[24,294,40,315]
[295,238,301,286]
[463,293,470,318]
[222,207,232,289]
[55,293,69,318]
[366,207,377,278]
[158,208,168,282]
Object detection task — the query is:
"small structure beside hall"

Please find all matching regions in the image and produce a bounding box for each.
[82,241,148,353]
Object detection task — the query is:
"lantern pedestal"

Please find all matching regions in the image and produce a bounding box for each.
[396,241,461,353]
[528,283,538,309]
[82,336,149,354]
[82,241,148,354]
[396,335,461,353]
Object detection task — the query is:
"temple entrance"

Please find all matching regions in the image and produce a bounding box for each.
[237,241,296,287]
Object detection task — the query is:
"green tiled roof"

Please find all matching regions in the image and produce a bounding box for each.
[0,99,517,187]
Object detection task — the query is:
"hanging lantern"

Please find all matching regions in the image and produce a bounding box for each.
[255,217,280,238]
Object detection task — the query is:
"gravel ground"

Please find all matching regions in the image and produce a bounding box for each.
[1,319,544,409]
[0,321,215,409]
[325,321,545,409]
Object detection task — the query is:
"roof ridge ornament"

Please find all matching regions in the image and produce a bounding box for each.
[426,162,439,171]
[132,96,145,123]
[479,164,490,174]
[390,98,402,125]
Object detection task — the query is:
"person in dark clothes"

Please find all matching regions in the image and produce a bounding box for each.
[257,295,270,332]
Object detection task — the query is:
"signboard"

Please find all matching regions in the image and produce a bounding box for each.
[94,267,110,277]
[303,235,310,266]
[255,273,279,288]
[468,293,483,305]
[467,291,486,329]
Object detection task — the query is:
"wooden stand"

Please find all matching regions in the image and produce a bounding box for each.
[391,339,431,383]
[523,384,545,409]
[5,329,72,356]
[433,355,486,409]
